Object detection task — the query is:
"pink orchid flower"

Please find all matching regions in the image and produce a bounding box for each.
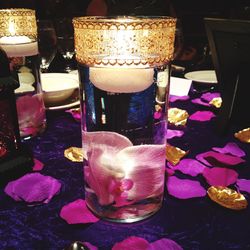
[83,131,166,206]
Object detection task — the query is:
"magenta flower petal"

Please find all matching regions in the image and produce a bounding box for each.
[212,142,246,158]
[196,151,245,167]
[33,158,44,171]
[236,179,250,194]
[166,168,175,176]
[169,95,190,102]
[168,159,206,177]
[4,173,61,204]
[201,92,220,102]
[83,242,98,250]
[112,236,150,250]
[167,176,206,199]
[189,111,215,121]
[191,98,211,107]
[166,129,184,139]
[60,199,99,224]
[149,238,183,250]
[202,167,238,186]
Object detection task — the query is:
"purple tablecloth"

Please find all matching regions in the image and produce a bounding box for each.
[1,91,250,250]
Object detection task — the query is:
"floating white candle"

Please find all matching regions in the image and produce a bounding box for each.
[89,67,154,93]
[0,35,38,57]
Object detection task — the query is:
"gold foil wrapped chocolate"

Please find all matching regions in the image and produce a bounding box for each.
[64,147,85,162]
[209,97,222,108]
[207,186,248,210]
[234,128,250,143]
[168,108,189,126]
[166,144,188,165]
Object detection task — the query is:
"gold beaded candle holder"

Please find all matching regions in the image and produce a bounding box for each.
[0,9,46,139]
[73,16,176,222]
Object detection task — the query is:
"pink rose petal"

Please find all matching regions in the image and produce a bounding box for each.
[149,238,183,250]
[112,236,150,250]
[191,98,211,107]
[167,176,206,199]
[196,151,245,167]
[60,199,99,224]
[212,143,246,158]
[166,129,184,139]
[4,173,61,204]
[189,111,215,121]
[33,158,44,171]
[236,179,250,194]
[168,159,206,177]
[202,167,238,186]
[201,92,220,102]
[169,95,190,102]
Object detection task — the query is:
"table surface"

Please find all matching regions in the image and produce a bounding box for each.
[1,90,250,250]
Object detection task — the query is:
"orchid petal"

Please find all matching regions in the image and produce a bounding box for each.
[112,236,150,250]
[201,92,220,102]
[191,98,211,107]
[60,199,99,224]
[212,142,246,157]
[149,238,183,250]
[189,111,215,122]
[168,159,206,177]
[167,176,206,199]
[202,167,238,186]
[236,179,250,194]
[33,158,44,171]
[4,173,61,204]
[166,129,184,139]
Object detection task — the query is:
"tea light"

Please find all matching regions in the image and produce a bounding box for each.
[0,35,38,57]
[89,67,154,93]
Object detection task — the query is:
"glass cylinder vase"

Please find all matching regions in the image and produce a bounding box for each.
[0,9,46,139]
[73,16,176,222]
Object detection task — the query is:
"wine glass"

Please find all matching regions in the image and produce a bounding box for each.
[37,20,57,73]
[55,18,75,72]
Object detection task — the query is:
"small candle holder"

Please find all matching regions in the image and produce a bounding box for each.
[73,16,176,222]
[0,9,46,139]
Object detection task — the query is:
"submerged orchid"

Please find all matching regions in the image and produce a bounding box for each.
[82,131,166,207]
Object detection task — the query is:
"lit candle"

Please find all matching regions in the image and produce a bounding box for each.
[0,35,38,57]
[89,67,154,93]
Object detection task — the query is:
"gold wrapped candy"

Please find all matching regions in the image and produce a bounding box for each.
[207,186,247,210]
[166,144,188,165]
[209,97,222,108]
[168,108,189,126]
[234,128,250,143]
[64,147,85,162]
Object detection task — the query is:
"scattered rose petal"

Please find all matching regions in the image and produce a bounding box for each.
[166,168,175,176]
[168,108,189,126]
[167,176,206,199]
[207,186,247,210]
[83,242,98,250]
[201,92,220,102]
[166,144,188,165]
[191,98,211,107]
[189,111,215,122]
[212,142,246,158]
[149,238,183,250]
[32,158,44,171]
[169,95,189,102]
[236,179,250,194]
[66,108,81,122]
[166,129,184,139]
[112,236,149,250]
[64,147,86,162]
[202,167,238,186]
[4,173,61,204]
[196,151,245,167]
[168,159,206,177]
[209,97,222,108]
[234,128,250,143]
[60,199,99,224]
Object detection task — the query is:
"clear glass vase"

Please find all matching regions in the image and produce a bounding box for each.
[73,16,176,222]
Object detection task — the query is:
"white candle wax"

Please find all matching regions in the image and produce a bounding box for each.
[89,67,154,93]
[0,35,38,57]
